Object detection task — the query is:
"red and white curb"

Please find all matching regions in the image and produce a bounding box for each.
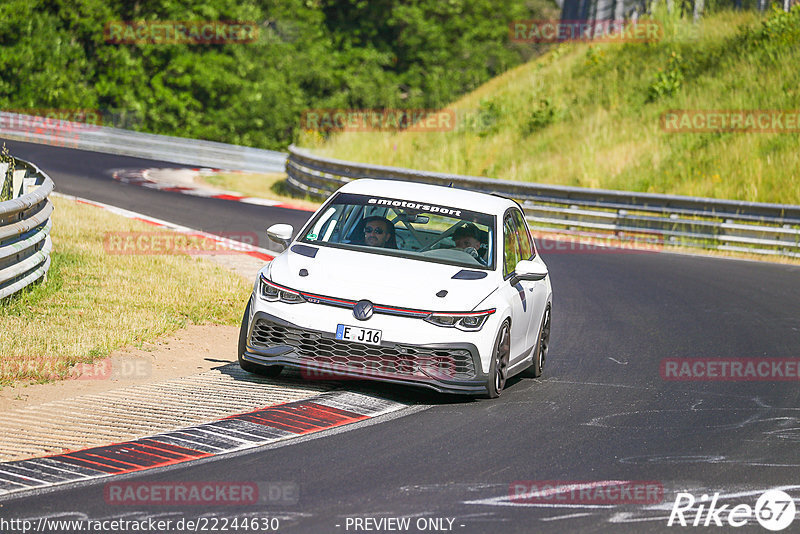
[53,192,276,262]
[0,391,408,498]
[111,168,315,211]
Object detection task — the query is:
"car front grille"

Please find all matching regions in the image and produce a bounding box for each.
[250,318,476,380]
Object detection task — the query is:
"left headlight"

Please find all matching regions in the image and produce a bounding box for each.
[424,309,495,331]
[259,275,306,304]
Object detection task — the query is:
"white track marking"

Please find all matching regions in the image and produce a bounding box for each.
[541,512,595,521]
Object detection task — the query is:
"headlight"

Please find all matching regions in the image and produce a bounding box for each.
[259,275,306,304]
[424,309,495,331]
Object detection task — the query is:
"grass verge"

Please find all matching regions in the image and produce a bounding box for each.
[0,196,251,387]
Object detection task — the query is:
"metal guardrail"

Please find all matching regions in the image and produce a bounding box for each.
[286,145,800,258]
[0,157,54,299]
[0,112,287,173]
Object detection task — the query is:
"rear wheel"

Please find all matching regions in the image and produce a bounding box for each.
[523,306,550,378]
[238,302,283,377]
[484,321,511,398]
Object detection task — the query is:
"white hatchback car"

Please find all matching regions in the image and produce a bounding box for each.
[239,179,552,397]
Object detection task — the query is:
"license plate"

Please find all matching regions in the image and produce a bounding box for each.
[335,324,382,346]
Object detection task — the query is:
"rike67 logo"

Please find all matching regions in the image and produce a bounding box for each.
[668,489,796,531]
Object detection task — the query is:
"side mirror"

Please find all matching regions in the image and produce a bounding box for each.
[509,259,548,285]
[266,224,294,251]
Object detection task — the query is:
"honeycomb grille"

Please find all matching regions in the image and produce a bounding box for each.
[251,318,476,380]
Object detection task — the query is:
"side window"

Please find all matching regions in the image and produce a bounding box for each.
[512,210,534,259]
[503,215,521,277]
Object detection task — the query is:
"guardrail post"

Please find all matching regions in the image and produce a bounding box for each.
[0,162,8,201]
[23,176,38,196]
[12,169,26,199]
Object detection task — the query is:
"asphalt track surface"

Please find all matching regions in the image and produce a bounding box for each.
[2,138,800,533]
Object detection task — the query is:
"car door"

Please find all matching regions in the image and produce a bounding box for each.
[500,211,536,364]
[511,209,548,351]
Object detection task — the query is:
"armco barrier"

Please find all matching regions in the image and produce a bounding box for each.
[0,111,286,173]
[0,157,54,299]
[285,145,800,258]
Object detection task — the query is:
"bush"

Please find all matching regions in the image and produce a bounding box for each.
[647,51,685,101]
[520,98,560,136]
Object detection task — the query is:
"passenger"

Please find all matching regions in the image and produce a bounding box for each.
[453,223,486,264]
[362,216,397,249]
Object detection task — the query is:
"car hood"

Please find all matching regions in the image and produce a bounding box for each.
[266,245,497,311]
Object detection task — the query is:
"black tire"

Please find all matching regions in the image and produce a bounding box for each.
[484,320,511,398]
[522,306,550,378]
[238,302,283,377]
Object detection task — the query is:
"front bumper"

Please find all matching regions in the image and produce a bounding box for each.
[243,311,490,394]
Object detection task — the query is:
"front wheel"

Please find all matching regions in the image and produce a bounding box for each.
[484,321,511,398]
[522,306,550,378]
[238,302,283,377]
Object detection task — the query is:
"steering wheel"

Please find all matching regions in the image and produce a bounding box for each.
[391,217,424,250]
[463,247,488,265]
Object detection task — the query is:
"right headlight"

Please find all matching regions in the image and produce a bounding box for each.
[424,309,496,331]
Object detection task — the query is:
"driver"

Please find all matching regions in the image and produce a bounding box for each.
[453,223,486,264]
[362,216,397,248]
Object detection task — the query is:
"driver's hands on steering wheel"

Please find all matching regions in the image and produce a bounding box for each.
[464,247,486,265]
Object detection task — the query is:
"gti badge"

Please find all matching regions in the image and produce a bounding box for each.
[353,300,374,321]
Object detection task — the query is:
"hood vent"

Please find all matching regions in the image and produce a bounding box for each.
[452,269,487,280]
[291,244,318,258]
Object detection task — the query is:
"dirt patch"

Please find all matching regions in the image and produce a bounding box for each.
[0,323,241,413]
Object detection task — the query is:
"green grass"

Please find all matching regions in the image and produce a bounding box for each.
[302,6,800,205]
[0,197,251,386]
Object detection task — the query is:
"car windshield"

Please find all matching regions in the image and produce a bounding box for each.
[299,192,495,269]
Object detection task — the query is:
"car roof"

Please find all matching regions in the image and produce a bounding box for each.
[337,179,516,215]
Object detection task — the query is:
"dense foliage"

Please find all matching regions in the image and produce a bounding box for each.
[0,0,556,150]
